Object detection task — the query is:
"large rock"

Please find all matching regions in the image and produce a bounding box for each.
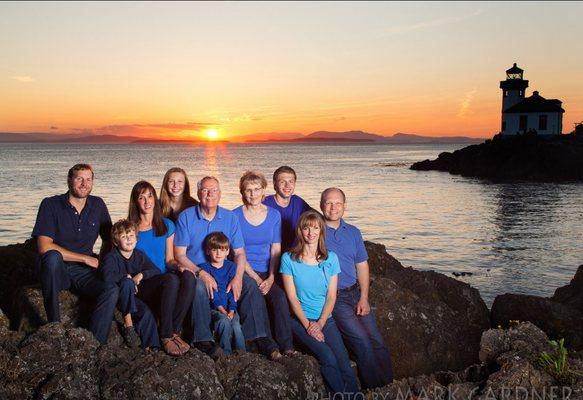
[366,241,490,378]
[99,347,226,400]
[552,265,583,313]
[214,351,325,400]
[0,238,37,327]
[490,294,583,350]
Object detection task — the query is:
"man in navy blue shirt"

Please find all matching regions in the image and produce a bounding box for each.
[320,187,394,389]
[32,164,118,344]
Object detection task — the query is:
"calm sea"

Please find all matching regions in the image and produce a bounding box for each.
[0,142,581,306]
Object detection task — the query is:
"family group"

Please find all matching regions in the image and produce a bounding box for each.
[32,163,393,397]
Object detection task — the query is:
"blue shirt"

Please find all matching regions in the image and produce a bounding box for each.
[263,194,311,251]
[232,206,281,273]
[199,260,237,311]
[135,218,175,273]
[280,251,340,320]
[100,247,160,284]
[174,205,245,265]
[32,193,112,256]
[325,219,369,289]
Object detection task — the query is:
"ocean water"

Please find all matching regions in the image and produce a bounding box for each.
[0,142,581,306]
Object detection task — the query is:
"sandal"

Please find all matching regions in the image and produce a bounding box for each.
[269,349,283,361]
[283,349,300,357]
[162,337,183,357]
[172,334,190,355]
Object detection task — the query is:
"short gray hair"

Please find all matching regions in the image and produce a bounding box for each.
[197,176,220,191]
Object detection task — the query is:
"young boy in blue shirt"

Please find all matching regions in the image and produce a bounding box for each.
[100,219,160,350]
[198,232,246,355]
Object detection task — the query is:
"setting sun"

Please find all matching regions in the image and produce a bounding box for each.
[206,129,219,140]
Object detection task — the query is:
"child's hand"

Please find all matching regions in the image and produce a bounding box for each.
[217,306,228,316]
[227,310,235,320]
[132,273,143,287]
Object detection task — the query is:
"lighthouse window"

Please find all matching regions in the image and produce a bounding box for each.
[519,115,528,131]
[539,115,548,131]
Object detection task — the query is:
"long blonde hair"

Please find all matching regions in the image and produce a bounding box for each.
[160,167,198,218]
[289,210,328,262]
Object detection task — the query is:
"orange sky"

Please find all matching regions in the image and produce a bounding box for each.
[1,2,582,140]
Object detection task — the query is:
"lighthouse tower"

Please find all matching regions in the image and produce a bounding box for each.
[500,63,528,112]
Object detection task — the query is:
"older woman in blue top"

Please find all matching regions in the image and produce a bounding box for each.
[233,171,296,356]
[128,181,196,356]
[281,210,359,398]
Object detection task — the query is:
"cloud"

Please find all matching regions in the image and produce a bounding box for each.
[50,126,58,130]
[382,9,484,36]
[458,88,478,118]
[69,122,217,138]
[12,75,35,83]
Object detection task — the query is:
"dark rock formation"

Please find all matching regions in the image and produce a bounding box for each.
[366,241,490,378]
[370,322,580,400]
[410,134,583,181]
[491,294,583,350]
[552,265,583,313]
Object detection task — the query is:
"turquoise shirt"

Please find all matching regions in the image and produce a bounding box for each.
[280,251,340,320]
[136,218,175,273]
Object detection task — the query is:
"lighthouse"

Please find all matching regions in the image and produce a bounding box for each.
[499,64,564,135]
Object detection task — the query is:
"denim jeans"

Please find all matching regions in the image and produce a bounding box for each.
[211,310,245,354]
[257,271,294,351]
[290,316,360,398]
[332,284,394,389]
[117,278,160,349]
[37,250,118,344]
[190,274,269,343]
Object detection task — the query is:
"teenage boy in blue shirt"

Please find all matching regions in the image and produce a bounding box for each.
[32,164,118,344]
[320,187,394,389]
[263,166,312,251]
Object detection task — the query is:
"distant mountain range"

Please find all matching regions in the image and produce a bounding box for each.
[0,130,485,144]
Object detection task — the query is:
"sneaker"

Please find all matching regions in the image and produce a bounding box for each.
[122,326,140,348]
[194,341,223,360]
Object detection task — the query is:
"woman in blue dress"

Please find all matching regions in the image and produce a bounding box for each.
[280,210,360,398]
[128,180,196,356]
[233,171,297,356]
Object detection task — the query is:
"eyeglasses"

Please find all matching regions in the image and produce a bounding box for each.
[200,188,220,195]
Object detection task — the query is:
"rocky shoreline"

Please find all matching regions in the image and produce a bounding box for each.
[410,133,583,181]
[1,239,581,399]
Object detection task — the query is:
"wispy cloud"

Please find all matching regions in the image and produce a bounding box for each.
[69,122,216,138]
[12,75,35,83]
[458,88,478,118]
[382,9,484,36]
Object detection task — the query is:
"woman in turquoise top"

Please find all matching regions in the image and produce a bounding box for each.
[128,180,196,356]
[281,210,359,398]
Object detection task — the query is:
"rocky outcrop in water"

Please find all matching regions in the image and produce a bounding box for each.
[491,265,583,351]
[410,133,583,181]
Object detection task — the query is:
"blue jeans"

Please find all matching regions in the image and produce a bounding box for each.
[190,274,269,343]
[332,284,394,389]
[37,250,118,344]
[118,278,160,349]
[211,310,245,354]
[291,317,360,397]
[257,271,294,351]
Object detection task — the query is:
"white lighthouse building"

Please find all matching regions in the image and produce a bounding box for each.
[499,63,564,135]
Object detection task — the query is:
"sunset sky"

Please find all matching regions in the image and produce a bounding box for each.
[1,1,582,140]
